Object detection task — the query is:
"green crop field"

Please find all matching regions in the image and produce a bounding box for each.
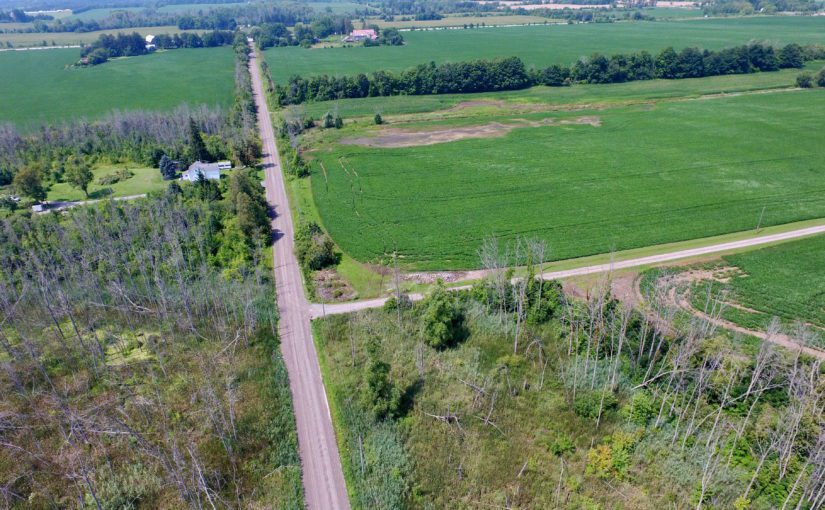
[0,25,198,47]
[303,86,825,270]
[683,235,825,334]
[0,46,234,129]
[65,7,143,20]
[264,16,825,83]
[308,1,371,14]
[371,14,554,29]
[643,7,705,18]
[65,3,245,20]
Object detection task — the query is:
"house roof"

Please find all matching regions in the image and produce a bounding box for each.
[185,161,221,176]
[350,29,377,37]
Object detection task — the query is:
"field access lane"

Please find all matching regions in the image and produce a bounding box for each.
[248,41,350,510]
[310,225,825,318]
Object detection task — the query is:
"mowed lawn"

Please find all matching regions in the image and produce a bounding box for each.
[0,47,234,129]
[264,16,825,83]
[46,162,165,202]
[309,89,825,269]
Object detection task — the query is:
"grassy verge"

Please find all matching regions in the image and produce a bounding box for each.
[311,320,361,507]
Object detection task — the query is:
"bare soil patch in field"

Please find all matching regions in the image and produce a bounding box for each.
[341,115,601,148]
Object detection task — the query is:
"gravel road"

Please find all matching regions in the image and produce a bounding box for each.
[310,226,825,318]
[248,43,350,510]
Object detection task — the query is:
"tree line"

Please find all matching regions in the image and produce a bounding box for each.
[0,8,53,23]
[79,29,235,66]
[4,2,316,35]
[274,42,820,105]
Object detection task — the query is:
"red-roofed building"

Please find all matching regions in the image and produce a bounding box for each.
[343,29,378,43]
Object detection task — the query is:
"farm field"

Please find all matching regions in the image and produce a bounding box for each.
[371,14,554,29]
[263,16,825,83]
[0,24,199,47]
[0,46,234,129]
[308,1,371,14]
[303,87,825,270]
[675,234,825,334]
[65,3,246,20]
[45,162,165,202]
[642,6,705,17]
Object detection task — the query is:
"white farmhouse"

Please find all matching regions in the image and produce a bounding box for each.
[217,160,232,170]
[181,161,221,182]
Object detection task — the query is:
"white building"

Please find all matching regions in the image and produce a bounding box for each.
[217,160,232,170]
[181,161,221,182]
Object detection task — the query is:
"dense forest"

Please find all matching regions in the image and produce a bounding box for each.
[315,238,824,509]
[274,42,818,105]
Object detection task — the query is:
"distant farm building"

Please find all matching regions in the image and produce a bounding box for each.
[181,161,221,182]
[217,160,232,170]
[145,34,156,50]
[343,29,378,43]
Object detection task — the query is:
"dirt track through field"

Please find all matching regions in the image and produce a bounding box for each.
[249,42,350,510]
[667,284,825,360]
[340,115,600,147]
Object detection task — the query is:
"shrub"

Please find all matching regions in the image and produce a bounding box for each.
[621,390,656,425]
[796,73,813,88]
[585,431,637,480]
[421,281,463,349]
[295,221,336,270]
[97,167,134,186]
[383,293,412,312]
[816,67,825,87]
[374,113,383,125]
[363,338,401,419]
[574,390,617,420]
[548,432,576,456]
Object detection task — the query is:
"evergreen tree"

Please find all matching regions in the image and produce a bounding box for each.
[159,154,178,180]
[187,119,209,162]
[374,113,383,125]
